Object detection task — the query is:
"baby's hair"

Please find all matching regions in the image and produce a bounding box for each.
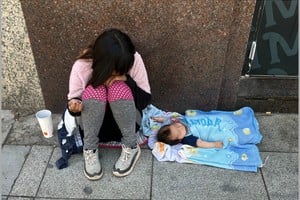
[157,124,181,145]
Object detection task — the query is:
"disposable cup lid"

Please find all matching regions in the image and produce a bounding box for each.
[36,109,52,118]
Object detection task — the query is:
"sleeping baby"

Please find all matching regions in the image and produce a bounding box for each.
[152,116,223,148]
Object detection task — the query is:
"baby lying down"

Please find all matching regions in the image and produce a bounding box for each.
[142,105,263,172]
[152,116,223,148]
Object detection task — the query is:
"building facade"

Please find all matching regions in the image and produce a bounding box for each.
[2,0,298,116]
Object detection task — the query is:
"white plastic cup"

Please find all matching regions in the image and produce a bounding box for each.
[36,109,53,138]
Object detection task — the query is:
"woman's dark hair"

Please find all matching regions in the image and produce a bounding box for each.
[78,28,135,88]
[157,125,181,145]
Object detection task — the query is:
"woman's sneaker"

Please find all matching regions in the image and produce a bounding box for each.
[112,144,141,177]
[83,149,103,180]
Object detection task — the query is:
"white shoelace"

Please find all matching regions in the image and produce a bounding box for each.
[85,150,97,165]
[121,144,131,161]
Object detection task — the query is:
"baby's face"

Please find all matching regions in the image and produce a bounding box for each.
[168,122,186,141]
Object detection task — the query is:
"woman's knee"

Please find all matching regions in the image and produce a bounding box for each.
[107,81,133,102]
[82,85,107,101]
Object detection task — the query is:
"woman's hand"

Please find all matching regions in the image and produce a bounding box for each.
[105,74,127,87]
[68,99,83,113]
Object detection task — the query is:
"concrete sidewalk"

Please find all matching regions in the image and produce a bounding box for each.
[1,110,298,200]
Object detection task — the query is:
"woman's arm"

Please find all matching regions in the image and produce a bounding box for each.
[128,52,151,94]
[125,52,152,110]
[67,60,92,116]
[67,60,92,100]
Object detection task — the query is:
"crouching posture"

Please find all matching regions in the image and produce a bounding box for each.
[67,29,151,180]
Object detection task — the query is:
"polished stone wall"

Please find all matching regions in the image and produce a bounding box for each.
[2,0,256,115]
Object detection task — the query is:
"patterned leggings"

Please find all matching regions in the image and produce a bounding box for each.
[81,81,137,150]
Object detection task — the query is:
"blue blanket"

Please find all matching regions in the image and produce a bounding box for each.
[141,105,263,172]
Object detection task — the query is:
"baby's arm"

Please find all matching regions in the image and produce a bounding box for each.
[196,139,223,148]
[151,116,180,123]
[151,116,165,123]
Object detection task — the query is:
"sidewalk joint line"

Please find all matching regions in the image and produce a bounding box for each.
[34,146,55,198]
[149,155,154,199]
[260,168,271,200]
[8,145,32,196]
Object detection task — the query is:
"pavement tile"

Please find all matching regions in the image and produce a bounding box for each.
[261,152,298,200]
[37,147,152,199]
[1,145,31,195]
[152,160,268,200]
[256,114,298,153]
[10,145,53,196]
[5,114,61,146]
[2,112,298,200]
[1,110,15,145]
